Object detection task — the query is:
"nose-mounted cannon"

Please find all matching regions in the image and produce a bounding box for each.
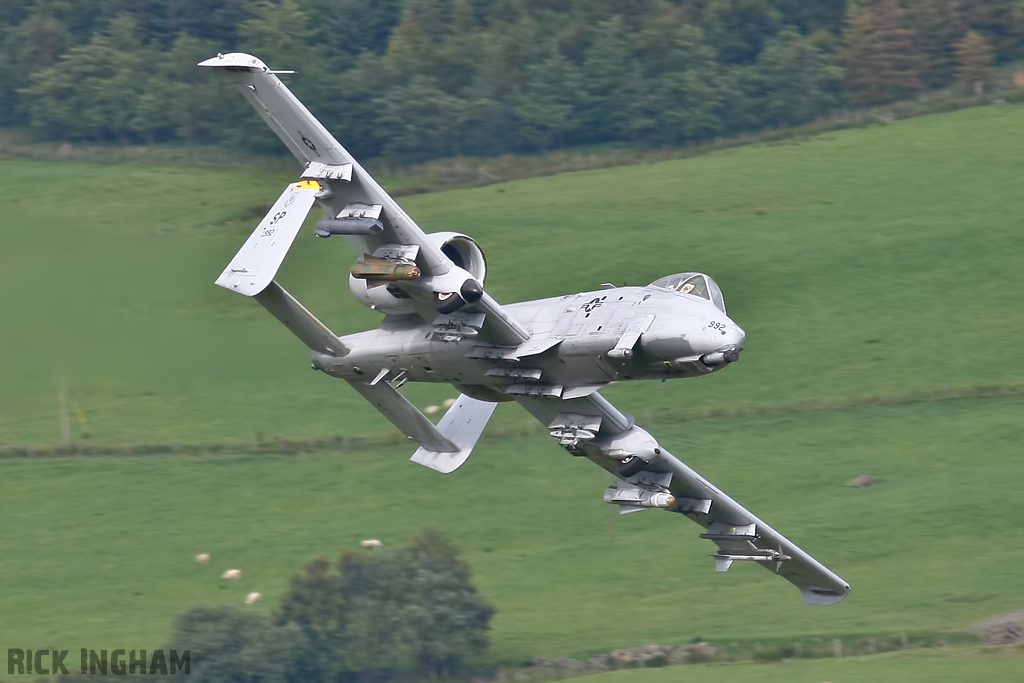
[701,346,741,366]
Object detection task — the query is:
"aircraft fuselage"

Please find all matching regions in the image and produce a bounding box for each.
[312,285,746,399]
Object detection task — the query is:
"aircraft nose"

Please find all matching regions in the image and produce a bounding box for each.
[729,322,746,351]
[699,319,745,365]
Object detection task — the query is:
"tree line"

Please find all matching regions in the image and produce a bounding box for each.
[1,0,1019,162]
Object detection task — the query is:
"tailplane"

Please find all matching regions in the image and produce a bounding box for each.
[411,395,497,473]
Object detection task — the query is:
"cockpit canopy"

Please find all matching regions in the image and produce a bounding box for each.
[649,272,726,312]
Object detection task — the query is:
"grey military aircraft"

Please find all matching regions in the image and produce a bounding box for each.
[200,52,849,605]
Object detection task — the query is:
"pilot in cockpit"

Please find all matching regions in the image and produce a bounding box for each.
[677,275,708,299]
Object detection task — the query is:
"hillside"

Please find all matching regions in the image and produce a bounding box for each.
[3,104,1022,446]
[1,105,1023,666]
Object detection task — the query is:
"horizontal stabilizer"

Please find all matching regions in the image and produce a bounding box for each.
[411,395,497,473]
[347,380,459,454]
[254,282,347,357]
[216,181,319,296]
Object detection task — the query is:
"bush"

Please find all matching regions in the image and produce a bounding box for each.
[166,530,492,682]
[278,528,494,680]
[164,605,308,683]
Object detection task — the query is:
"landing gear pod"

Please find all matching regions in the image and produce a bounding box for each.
[434,279,483,313]
[586,426,664,477]
[618,455,647,477]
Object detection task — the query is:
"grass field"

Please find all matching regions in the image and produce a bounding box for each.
[583,647,1024,683]
[3,398,1023,661]
[3,105,1024,446]
[2,105,1024,674]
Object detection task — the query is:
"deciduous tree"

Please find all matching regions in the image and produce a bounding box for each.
[905,0,967,87]
[578,16,642,142]
[630,24,724,145]
[872,0,924,97]
[841,0,924,105]
[744,31,842,128]
[277,529,493,680]
[964,0,1023,60]
[704,0,782,64]
[840,3,880,103]
[955,30,995,91]
[20,14,148,142]
[513,46,581,151]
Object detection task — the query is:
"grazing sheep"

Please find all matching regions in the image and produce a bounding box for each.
[245,592,262,605]
[221,569,242,580]
[443,398,456,408]
[360,539,382,548]
[424,405,440,414]
[845,474,879,487]
[195,553,210,563]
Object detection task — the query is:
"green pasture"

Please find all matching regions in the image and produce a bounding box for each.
[2,105,1023,446]
[2,105,1024,670]
[584,647,1024,683]
[2,397,1023,661]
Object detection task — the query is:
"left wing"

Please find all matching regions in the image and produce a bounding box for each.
[513,392,850,605]
[199,52,528,347]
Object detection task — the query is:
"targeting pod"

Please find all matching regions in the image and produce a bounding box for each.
[604,481,676,510]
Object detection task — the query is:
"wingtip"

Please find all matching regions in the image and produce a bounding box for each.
[801,585,850,606]
[197,52,268,70]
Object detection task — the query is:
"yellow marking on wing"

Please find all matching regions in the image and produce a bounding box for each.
[295,179,320,190]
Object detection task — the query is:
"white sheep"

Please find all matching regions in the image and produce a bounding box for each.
[424,405,440,414]
[245,592,262,605]
[443,398,457,408]
[195,553,210,563]
[221,569,242,580]
[360,539,382,548]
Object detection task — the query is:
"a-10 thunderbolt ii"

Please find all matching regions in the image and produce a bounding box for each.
[200,52,849,605]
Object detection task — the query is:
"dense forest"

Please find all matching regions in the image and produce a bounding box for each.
[0,0,1019,160]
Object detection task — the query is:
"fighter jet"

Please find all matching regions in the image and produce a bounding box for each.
[199,52,849,605]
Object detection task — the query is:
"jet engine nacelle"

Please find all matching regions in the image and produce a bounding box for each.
[349,232,488,315]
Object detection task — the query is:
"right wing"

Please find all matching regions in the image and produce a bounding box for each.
[198,52,528,347]
[513,392,851,605]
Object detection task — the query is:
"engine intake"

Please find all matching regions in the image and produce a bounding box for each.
[427,232,487,284]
